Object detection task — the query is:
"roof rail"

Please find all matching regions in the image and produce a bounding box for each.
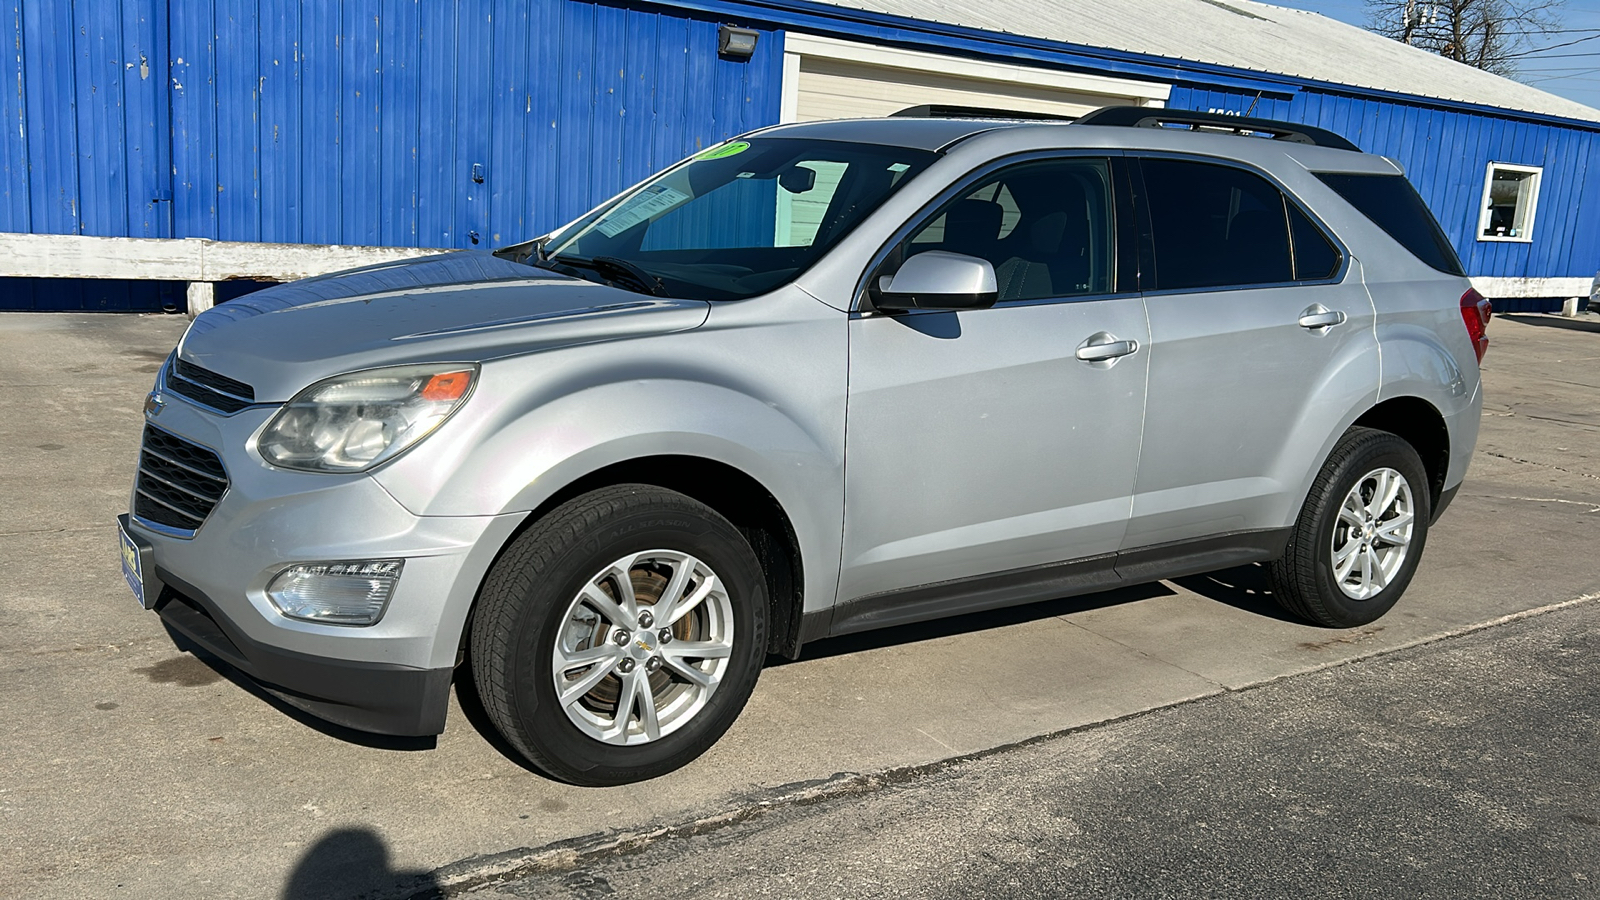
[891,104,1075,122]
[1073,106,1361,152]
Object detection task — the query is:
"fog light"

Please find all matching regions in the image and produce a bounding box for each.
[267,560,403,626]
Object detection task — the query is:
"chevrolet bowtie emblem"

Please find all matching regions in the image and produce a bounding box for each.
[144,391,166,417]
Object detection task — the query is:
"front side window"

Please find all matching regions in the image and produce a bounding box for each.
[1478,162,1542,242]
[889,158,1115,303]
[540,138,936,300]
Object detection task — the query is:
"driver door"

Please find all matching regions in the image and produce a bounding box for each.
[837,156,1149,620]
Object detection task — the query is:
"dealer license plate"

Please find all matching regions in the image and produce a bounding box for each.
[118,520,147,608]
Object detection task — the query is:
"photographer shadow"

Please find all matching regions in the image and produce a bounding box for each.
[281,827,442,900]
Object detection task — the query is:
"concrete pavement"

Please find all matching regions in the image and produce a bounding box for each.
[472,598,1600,899]
[0,310,1596,899]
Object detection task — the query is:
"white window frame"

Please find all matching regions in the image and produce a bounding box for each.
[1476,162,1542,243]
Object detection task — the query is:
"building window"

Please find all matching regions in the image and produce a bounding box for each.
[1478,163,1542,242]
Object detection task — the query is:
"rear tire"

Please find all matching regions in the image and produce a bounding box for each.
[470,484,767,785]
[1270,427,1432,627]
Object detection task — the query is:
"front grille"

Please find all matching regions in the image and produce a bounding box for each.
[167,359,255,413]
[133,426,229,535]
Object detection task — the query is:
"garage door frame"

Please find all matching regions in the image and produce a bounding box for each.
[779,33,1171,123]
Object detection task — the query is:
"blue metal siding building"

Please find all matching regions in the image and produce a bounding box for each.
[3,0,1596,310]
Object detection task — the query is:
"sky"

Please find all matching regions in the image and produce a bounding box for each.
[1263,0,1600,111]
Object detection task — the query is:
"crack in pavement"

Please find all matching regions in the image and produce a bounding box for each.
[0,525,115,538]
[416,591,1600,900]
[1478,449,1600,481]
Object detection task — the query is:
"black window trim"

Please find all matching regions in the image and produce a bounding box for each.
[1313,170,1466,276]
[1126,151,1350,298]
[852,149,1136,316]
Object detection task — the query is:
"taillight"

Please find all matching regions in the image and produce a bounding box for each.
[1460,288,1491,363]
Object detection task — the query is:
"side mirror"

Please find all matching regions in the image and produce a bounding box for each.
[875,251,998,311]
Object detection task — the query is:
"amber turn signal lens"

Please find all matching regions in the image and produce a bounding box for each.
[420,371,473,402]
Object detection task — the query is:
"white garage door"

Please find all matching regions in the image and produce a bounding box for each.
[783,34,1171,123]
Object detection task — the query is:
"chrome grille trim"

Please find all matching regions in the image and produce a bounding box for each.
[132,426,229,537]
[139,445,229,484]
[167,359,256,414]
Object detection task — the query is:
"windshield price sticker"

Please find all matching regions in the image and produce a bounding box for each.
[693,141,750,161]
[595,184,692,237]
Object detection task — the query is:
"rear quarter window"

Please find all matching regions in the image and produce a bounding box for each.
[1315,173,1466,276]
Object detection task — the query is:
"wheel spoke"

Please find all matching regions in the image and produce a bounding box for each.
[601,668,645,744]
[1333,537,1360,566]
[1364,544,1387,590]
[650,555,697,626]
[1375,512,1413,545]
[578,582,631,629]
[635,672,661,742]
[664,574,721,628]
[555,647,623,705]
[1338,502,1366,527]
[661,644,728,687]
[1369,470,1402,520]
[610,557,641,621]
[1334,542,1360,582]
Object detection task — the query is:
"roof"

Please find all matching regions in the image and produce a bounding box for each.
[757,116,1006,149]
[811,0,1600,124]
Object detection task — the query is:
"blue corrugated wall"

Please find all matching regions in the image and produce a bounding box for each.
[2,0,1594,299]
[3,0,781,250]
[1169,84,1600,287]
[1,0,170,238]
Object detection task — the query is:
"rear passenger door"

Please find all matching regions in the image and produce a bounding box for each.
[1122,156,1378,551]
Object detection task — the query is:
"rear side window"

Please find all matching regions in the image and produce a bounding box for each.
[1315,173,1466,276]
[1139,159,1295,290]
[1288,203,1340,280]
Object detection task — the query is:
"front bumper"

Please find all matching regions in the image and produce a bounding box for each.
[122,395,524,736]
[149,547,455,735]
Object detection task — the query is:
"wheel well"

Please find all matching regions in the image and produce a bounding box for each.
[522,456,806,660]
[1353,397,1449,511]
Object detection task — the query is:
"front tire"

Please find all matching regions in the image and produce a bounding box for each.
[1270,427,1432,627]
[471,484,767,785]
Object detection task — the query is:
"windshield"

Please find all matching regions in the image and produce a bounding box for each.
[538,138,938,300]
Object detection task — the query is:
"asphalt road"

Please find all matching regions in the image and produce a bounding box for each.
[1,309,1597,899]
[469,599,1600,900]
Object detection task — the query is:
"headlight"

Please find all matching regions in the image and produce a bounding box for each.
[258,364,478,472]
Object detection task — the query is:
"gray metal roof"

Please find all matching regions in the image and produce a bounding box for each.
[814,0,1600,124]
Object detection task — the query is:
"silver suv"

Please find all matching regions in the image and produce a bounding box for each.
[119,108,1489,785]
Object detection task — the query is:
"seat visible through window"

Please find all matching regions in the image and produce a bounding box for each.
[899,158,1113,302]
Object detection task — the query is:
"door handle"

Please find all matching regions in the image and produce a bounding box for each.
[1298,305,1347,330]
[1075,333,1139,362]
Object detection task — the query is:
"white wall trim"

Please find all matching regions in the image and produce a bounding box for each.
[0,232,447,282]
[0,232,451,315]
[1471,275,1595,300]
[782,32,1171,105]
[780,39,803,123]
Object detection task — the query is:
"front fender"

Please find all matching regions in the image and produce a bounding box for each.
[372,289,850,615]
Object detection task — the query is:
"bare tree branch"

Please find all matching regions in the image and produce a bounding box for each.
[1365,0,1566,77]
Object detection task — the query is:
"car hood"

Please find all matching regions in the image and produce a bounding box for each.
[176,252,711,402]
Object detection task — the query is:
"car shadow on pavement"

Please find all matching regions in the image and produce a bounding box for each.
[164,625,438,752]
[1499,312,1600,334]
[785,581,1177,663]
[451,661,555,778]
[281,827,442,900]
[1170,563,1305,624]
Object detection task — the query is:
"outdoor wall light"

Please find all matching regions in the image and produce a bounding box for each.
[718,25,759,60]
